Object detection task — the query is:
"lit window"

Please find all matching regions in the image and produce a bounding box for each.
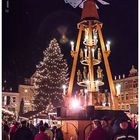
[121,105,125,109]
[126,105,129,110]
[116,83,121,96]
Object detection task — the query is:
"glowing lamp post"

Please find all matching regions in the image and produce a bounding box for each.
[24,89,28,93]
[106,41,111,51]
[116,83,121,96]
[70,41,75,51]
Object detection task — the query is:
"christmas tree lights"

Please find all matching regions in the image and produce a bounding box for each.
[33,38,69,111]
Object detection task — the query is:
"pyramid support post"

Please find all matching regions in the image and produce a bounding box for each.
[67,25,83,97]
[97,24,118,110]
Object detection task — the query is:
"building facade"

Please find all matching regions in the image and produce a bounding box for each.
[113,65,138,113]
[2,78,35,115]
[2,91,20,115]
[18,84,34,113]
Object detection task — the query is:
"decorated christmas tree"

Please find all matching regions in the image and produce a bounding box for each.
[33,38,69,111]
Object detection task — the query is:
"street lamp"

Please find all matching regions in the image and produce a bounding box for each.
[116,83,121,96]
[70,41,74,51]
[106,40,111,51]
[24,89,28,93]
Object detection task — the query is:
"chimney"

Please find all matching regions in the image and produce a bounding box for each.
[119,75,121,79]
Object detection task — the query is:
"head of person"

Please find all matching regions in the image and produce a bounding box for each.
[57,124,62,129]
[101,117,108,128]
[44,123,49,129]
[52,126,57,130]
[39,126,46,132]
[4,120,8,125]
[15,122,19,126]
[39,120,43,126]
[21,120,27,126]
[119,118,129,130]
[93,119,101,129]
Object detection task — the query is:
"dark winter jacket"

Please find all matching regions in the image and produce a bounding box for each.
[3,124,10,133]
[87,126,109,140]
[55,128,64,140]
[2,130,9,140]
[112,128,137,140]
[12,126,33,140]
[34,132,50,140]
[10,124,18,140]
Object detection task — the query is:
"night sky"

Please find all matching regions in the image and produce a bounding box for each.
[2,0,138,91]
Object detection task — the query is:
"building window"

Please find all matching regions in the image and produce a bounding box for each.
[7,96,10,105]
[12,97,16,102]
[121,105,125,109]
[118,95,121,100]
[133,81,138,88]
[126,105,129,110]
[124,82,128,89]
[135,94,138,98]
[121,95,124,100]
[126,93,129,100]
[118,105,120,109]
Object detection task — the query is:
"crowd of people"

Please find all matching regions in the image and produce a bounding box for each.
[2,120,64,140]
[87,117,138,140]
[2,116,138,140]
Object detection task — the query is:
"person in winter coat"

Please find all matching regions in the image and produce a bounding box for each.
[10,121,19,140]
[101,117,113,139]
[12,120,33,140]
[34,126,50,140]
[112,117,137,140]
[3,121,10,134]
[44,123,53,140]
[29,121,38,139]
[55,127,64,140]
[87,119,109,140]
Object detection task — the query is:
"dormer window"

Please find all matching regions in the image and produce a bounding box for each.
[129,65,138,77]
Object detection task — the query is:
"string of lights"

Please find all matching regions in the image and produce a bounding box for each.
[33,38,69,111]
